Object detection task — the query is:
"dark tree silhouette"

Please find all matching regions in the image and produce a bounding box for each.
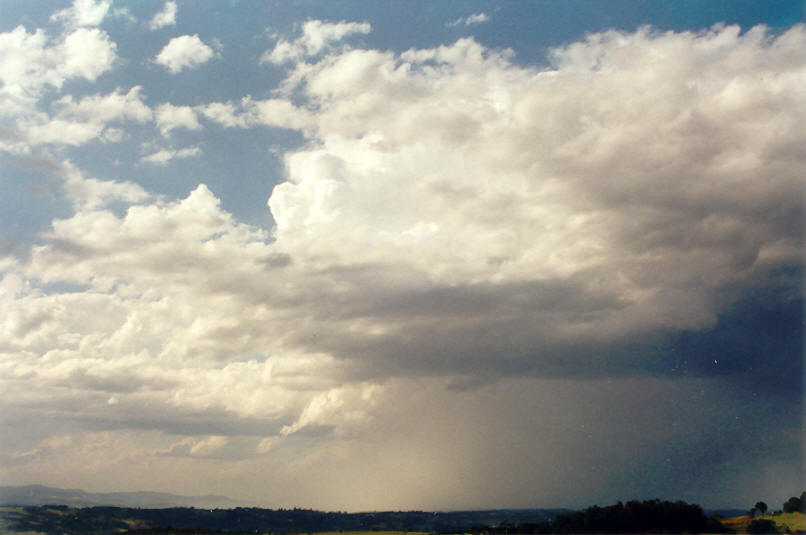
[543,499,717,533]
[783,494,804,513]
[746,518,776,534]
[755,501,768,515]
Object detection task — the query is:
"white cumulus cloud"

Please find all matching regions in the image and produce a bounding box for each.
[51,0,111,29]
[7,87,150,150]
[59,27,118,80]
[0,19,119,153]
[155,34,215,73]
[155,103,201,136]
[149,1,178,30]
[53,86,152,124]
[0,25,116,121]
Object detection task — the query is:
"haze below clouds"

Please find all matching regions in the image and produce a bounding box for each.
[0,0,803,511]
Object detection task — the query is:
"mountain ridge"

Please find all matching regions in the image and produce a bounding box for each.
[0,484,243,509]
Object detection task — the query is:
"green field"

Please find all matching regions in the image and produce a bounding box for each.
[720,511,805,533]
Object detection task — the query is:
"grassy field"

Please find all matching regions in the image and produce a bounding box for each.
[720,511,805,532]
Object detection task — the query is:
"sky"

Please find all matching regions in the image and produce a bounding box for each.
[0,0,803,512]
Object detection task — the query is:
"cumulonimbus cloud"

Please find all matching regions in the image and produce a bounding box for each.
[262,25,803,378]
[1,24,803,476]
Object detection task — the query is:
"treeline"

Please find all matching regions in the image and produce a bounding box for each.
[0,505,561,535]
[476,499,724,534]
[783,492,806,514]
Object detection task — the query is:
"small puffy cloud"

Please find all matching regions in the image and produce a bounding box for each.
[59,27,118,80]
[149,1,178,30]
[155,34,215,73]
[141,146,202,165]
[155,103,201,136]
[51,0,111,29]
[264,20,370,64]
[447,13,490,27]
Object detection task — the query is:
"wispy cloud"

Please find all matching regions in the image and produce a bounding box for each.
[447,13,490,27]
[263,20,371,64]
[141,146,202,165]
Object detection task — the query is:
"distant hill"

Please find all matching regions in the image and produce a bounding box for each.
[0,484,241,509]
[706,509,752,518]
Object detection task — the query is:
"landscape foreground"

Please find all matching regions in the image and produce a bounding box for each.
[1,498,803,534]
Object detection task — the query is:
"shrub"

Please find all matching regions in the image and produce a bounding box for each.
[746,518,777,534]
